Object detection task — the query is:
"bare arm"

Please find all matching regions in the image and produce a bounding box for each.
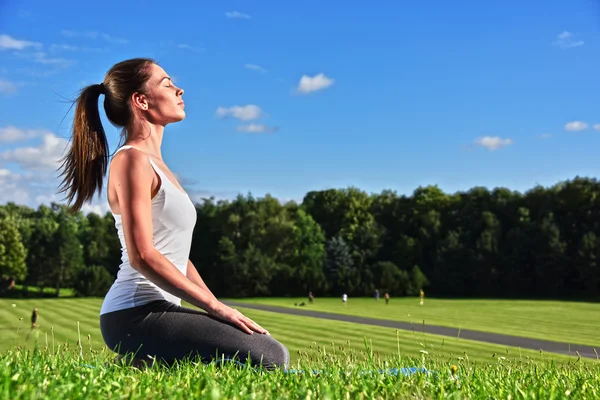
[114,150,219,312]
[113,149,267,335]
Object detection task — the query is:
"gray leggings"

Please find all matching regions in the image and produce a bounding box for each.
[100,300,290,370]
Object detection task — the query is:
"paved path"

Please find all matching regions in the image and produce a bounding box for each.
[225,301,599,359]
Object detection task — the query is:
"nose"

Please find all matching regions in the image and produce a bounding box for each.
[177,86,184,96]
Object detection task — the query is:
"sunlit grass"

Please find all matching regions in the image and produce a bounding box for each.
[2,297,599,398]
[2,336,599,399]
[228,297,600,347]
[0,298,593,365]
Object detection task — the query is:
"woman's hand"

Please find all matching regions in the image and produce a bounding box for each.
[208,302,270,335]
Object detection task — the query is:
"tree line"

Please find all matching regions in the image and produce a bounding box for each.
[1,176,599,300]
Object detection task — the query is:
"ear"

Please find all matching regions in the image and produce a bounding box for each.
[131,91,149,111]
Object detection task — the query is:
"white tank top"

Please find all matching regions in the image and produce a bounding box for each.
[100,145,197,315]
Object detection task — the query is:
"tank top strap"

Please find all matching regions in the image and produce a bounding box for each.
[114,145,165,178]
[114,144,137,154]
[112,145,184,197]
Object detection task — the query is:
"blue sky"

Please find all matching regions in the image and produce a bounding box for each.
[1,0,599,213]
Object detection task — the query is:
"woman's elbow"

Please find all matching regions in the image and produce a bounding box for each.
[130,248,156,271]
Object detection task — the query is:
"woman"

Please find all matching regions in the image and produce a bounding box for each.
[58,58,289,370]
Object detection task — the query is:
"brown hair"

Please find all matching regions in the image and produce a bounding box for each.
[58,57,156,212]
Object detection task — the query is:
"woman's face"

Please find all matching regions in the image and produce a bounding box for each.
[140,63,186,125]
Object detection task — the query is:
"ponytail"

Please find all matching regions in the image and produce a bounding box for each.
[58,83,109,213]
[57,58,156,213]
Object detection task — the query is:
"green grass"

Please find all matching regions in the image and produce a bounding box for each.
[0,298,593,365]
[2,298,600,399]
[227,297,600,347]
[1,344,599,399]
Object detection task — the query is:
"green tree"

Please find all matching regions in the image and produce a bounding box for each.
[409,265,428,296]
[50,208,85,297]
[372,261,410,296]
[0,217,28,282]
[25,205,59,294]
[325,236,358,295]
[273,208,327,296]
[72,265,113,297]
[573,232,600,296]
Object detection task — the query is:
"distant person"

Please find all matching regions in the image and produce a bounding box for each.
[384,293,390,305]
[31,308,38,329]
[420,289,425,306]
[342,294,348,304]
[58,58,288,370]
[308,292,314,304]
[374,289,380,301]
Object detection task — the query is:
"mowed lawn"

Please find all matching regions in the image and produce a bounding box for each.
[0,298,593,364]
[227,297,600,348]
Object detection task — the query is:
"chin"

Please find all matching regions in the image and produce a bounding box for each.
[172,112,186,123]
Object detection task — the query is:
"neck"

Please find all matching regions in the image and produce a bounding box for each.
[124,119,165,160]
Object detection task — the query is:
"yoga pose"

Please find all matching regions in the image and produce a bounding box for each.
[58,58,289,370]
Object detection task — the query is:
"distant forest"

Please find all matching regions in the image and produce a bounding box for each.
[1,176,599,300]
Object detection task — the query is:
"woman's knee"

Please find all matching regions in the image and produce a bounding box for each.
[260,338,290,370]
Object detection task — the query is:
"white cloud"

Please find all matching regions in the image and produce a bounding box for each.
[60,30,128,44]
[177,43,203,52]
[236,124,278,134]
[60,30,96,39]
[101,34,128,44]
[553,31,584,49]
[0,79,18,94]
[539,133,552,139]
[0,34,40,50]
[0,161,47,206]
[49,43,105,54]
[49,44,79,51]
[474,136,513,151]
[0,170,32,204]
[1,34,72,68]
[0,126,51,142]
[225,11,252,19]
[0,128,111,214]
[245,64,267,73]
[216,105,263,121]
[25,51,71,66]
[297,73,334,94]
[564,121,588,131]
[0,132,69,170]
[593,124,600,131]
[80,201,111,216]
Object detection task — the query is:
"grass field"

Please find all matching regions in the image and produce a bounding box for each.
[228,297,600,347]
[0,298,594,365]
[2,297,599,399]
[2,348,599,399]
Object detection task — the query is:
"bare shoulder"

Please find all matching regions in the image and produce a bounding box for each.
[107,147,157,215]
[111,147,153,183]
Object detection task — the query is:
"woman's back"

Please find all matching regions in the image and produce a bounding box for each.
[100,145,197,315]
